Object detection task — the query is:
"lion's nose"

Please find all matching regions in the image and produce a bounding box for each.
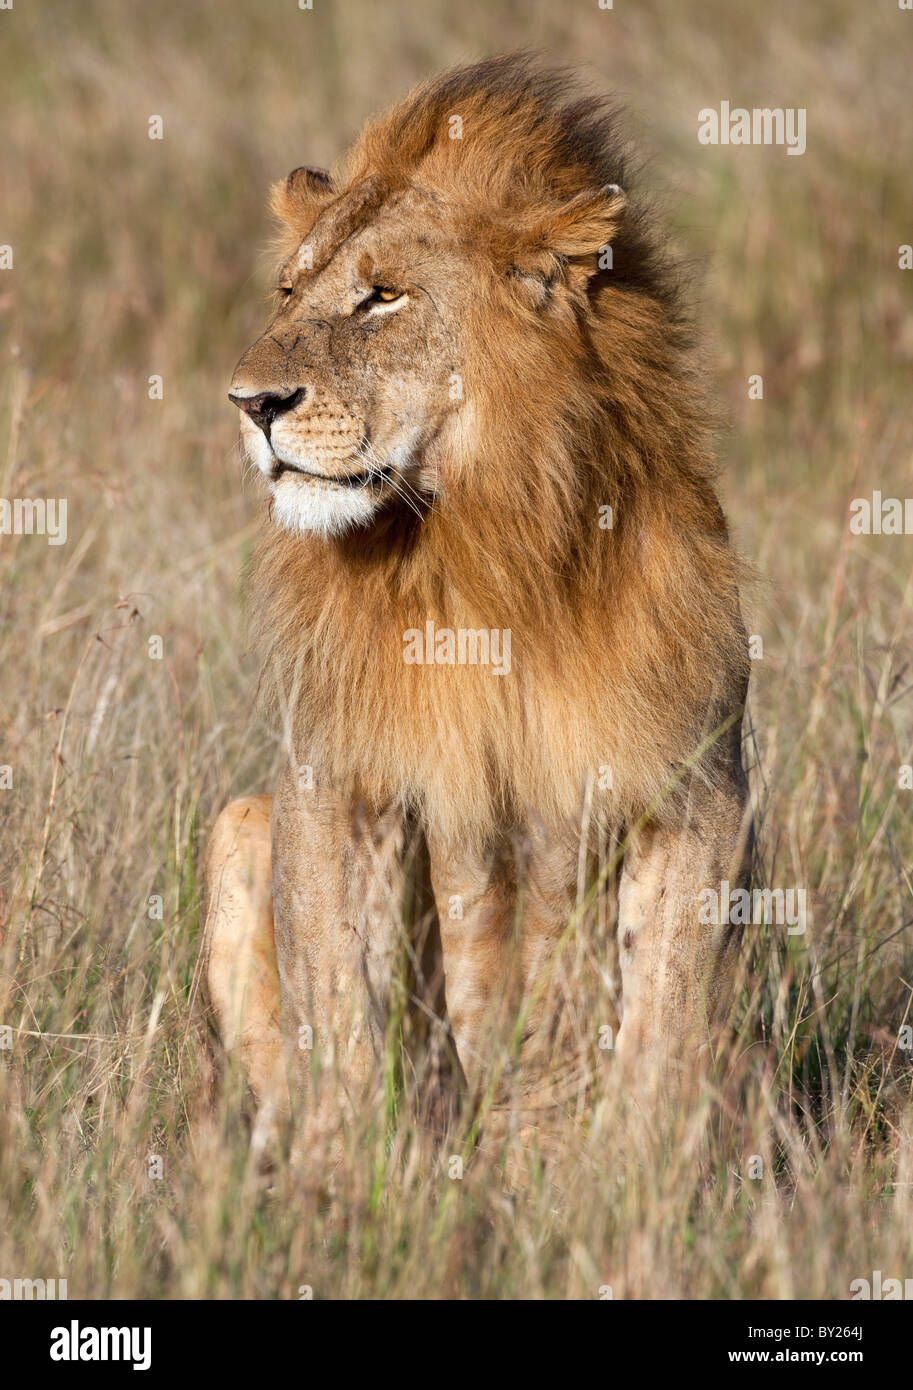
[228,387,306,437]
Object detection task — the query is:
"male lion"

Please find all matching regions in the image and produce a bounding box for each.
[202,55,752,1156]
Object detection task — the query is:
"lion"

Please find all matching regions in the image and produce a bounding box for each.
[201,55,753,1158]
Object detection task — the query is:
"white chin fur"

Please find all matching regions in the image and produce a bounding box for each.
[270,476,379,538]
[241,426,378,538]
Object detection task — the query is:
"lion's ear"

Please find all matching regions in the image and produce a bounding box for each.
[543,183,627,260]
[270,165,337,224]
[286,166,336,199]
[509,184,627,299]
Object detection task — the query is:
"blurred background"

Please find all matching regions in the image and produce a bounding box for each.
[0,0,911,1299]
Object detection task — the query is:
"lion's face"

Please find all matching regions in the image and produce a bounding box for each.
[230,185,464,538]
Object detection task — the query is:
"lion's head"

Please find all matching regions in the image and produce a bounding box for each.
[230,54,637,539]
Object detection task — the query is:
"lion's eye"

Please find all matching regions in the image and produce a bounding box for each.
[365,286,405,307]
[277,283,293,297]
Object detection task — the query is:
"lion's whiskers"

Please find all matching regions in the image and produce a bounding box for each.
[354,440,428,522]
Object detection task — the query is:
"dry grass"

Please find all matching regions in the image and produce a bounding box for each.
[1,0,911,1299]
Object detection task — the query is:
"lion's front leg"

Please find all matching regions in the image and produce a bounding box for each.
[427,824,585,1157]
[426,832,518,1090]
[614,771,752,1102]
[203,795,286,1119]
[270,766,406,1157]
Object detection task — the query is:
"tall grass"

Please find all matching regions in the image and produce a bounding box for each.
[0,0,911,1298]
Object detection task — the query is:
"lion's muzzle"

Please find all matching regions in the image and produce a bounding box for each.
[228,386,306,440]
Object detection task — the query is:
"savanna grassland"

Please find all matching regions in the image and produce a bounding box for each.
[0,0,911,1299]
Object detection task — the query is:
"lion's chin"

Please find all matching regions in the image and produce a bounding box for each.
[269,474,380,539]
